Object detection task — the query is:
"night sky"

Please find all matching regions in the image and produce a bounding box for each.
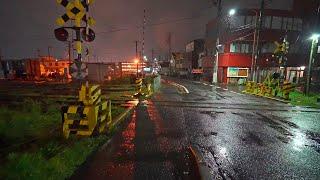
[0,0,291,62]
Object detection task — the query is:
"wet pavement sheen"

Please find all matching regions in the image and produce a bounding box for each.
[72,77,320,180]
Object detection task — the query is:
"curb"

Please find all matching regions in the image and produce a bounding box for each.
[242,91,290,104]
[188,145,218,180]
[71,106,135,178]
[110,106,134,129]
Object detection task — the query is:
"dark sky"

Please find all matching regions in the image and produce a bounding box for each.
[0,0,291,62]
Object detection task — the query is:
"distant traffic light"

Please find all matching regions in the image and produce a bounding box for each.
[82,28,95,42]
[54,27,69,41]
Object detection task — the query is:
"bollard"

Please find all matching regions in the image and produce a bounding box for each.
[281,82,294,100]
[62,84,110,139]
[135,78,143,94]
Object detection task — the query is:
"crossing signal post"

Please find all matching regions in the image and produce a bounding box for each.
[55,0,96,80]
[273,37,290,80]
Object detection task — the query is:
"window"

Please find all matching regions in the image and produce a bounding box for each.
[233,16,246,28]
[264,16,272,29]
[230,43,252,53]
[230,43,241,53]
[287,18,293,30]
[241,44,250,53]
[245,16,254,26]
[293,18,303,31]
[272,16,282,29]
[261,43,276,53]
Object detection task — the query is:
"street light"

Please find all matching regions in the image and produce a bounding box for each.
[134,58,139,77]
[228,8,259,82]
[305,33,319,95]
[229,9,236,16]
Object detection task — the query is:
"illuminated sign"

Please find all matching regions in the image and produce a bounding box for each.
[227,67,249,77]
[192,69,203,74]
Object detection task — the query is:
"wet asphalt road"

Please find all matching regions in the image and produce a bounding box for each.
[72,77,320,180]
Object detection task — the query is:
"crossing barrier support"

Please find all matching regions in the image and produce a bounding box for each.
[62,84,112,139]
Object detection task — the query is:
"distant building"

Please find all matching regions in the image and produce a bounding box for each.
[204,0,317,84]
[121,62,146,76]
[185,39,205,79]
[26,56,70,80]
[87,62,122,82]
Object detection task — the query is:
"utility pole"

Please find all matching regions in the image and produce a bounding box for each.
[48,46,52,58]
[68,41,72,64]
[142,9,146,61]
[253,0,265,83]
[37,49,41,58]
[152,48,154,62]
[306,36,318,95]
[212,0,222,84]
[135,40,139,59]
[250,10,258,81]
[168,32,172,61]
[0,48,3,78]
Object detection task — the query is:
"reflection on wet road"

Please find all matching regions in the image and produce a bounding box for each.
[72,77,320,179]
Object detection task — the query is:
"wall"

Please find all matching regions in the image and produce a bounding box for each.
[87,63,108,83]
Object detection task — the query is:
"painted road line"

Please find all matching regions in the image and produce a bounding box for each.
[223,88,228,91]
[169,81,190,94]
[203,83,209,86]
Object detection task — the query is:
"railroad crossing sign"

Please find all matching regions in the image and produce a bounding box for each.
[55,0,96,81]
[70,62,88,79]
[56,0,95,27]
[273,38,290,66]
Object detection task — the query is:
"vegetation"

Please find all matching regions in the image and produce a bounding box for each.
[0,99,128,179]
[4,136,107,180]
[0,99,60,144]
[289,91,320,108]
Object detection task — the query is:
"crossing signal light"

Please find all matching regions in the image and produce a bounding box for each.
[54,28,69,41]
[82,28,95,42]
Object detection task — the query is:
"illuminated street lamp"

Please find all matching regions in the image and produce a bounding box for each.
[227,8,259,82]
[229,9,236,16]
[305,34,319,95]
[134,58,139,77]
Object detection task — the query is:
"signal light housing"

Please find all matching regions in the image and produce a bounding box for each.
[54,28,69,41]
[82,28,95,42]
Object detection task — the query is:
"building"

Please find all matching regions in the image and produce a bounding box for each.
[205,0,316,84]
[185,39,205,79]
[87,62,122,82]
[26,56,70,80]
[121,62,146,76]
[170,52,188,76]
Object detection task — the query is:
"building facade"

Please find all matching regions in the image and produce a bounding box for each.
[205,0,316,84]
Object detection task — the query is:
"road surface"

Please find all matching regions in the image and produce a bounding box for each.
[72,77,320,180]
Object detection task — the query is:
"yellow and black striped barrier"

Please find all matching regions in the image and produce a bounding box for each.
[281,82,295,100]
[62,84,112,139]
[135,78,143,93]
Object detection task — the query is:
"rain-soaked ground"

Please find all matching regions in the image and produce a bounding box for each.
[72,77,320,180]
